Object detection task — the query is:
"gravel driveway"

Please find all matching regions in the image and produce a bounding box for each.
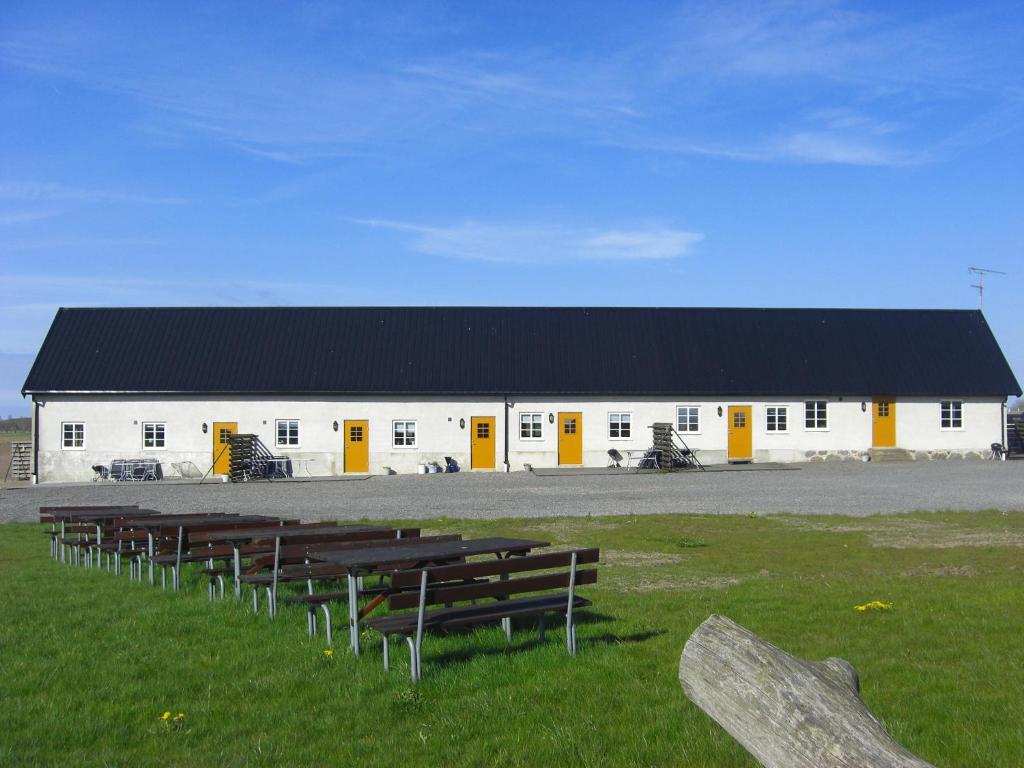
[3,460,1023,523]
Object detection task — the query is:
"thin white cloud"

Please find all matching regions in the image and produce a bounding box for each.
[350,218,703,263]
[0,210,57,226]
[0,181,188,205]
[0,2,1020,167]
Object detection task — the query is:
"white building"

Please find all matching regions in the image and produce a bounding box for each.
[22,307,1021,483]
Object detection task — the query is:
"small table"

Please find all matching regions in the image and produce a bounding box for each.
[312,536,550,654]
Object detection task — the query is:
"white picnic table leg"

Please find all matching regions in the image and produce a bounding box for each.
[148,531,155,585]
[347,572,361,656]
[233,544,242,598]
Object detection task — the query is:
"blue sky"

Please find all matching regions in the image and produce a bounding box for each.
[2,0,1022,415]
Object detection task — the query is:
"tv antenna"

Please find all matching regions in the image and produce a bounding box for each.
[968,266,1005,308]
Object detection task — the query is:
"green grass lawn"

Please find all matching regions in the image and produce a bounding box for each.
[2,511,1022,767]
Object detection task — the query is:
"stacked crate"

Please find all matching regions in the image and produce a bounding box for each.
[6,441,32,481]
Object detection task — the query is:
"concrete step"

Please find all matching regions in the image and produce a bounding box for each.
[869,448,914,462]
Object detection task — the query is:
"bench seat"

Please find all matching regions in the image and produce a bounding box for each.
[366,593,591,635]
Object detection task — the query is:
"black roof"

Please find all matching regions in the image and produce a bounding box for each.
[22,307,1021,397]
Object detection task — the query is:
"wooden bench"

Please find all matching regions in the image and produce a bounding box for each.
[366,547,599,681]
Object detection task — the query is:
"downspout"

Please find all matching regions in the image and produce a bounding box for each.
[503,395,511,473]
[1002,399,1007,451]
[32,396,40,484]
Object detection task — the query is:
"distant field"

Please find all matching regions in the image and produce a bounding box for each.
[2,511,1022,767]
[0,430,30,445]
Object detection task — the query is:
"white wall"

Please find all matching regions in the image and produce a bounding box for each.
[32,393,1007,482]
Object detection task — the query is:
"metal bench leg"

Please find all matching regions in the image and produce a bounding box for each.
[252,586,260,614]
[405,636,419,683]
[566,551,578,657]
[347,574,361,656]
[307,606,316,637]
[321,604,332,647]
[161,567,167,590]
[383,635,390,672]
[217,575,225,600]
[502,617,512,642]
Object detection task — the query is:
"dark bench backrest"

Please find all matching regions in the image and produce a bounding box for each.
[387,548,599,610]
[247,531,449,572]
[187,521,338,545]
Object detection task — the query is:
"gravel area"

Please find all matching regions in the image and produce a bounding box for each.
[3,460,1023,523]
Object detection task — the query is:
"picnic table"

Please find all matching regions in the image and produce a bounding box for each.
[312,536,550,654]
[45,507,157,563]
[200,523,397,597]
[118,514,290,586]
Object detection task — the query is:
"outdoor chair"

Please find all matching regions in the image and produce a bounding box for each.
[607,449,624,467]
[91,464,110,482]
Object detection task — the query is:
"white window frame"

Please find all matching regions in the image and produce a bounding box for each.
[519,412,543,440]
[765,406,788,433]
[676,405,701,434]
[608,412,632,440]
[275,419,300,448]
[61,422,85,450]
[392,420,417,448]
[142,422,166,450]
[804,400,828,431]
[940,400,964,430]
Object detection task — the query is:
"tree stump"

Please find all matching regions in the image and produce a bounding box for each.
[679,614,935,768]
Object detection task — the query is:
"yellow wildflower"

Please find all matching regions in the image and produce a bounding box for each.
[323,648,334,658]
[854,600,893,612]
[160,711,171,721]
[173,713,185,721]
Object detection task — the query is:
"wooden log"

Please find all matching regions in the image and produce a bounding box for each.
[679,614,935,768]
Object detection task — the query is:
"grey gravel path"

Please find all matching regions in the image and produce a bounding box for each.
[3,461,1023,523]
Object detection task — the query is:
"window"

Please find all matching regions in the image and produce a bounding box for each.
[766,406,788,432]
[62,422,84,449]
[276,419,299,447]
[520,413,543,439]
[349,424,363,442]
[393,420,417,447]
[563,417,577,434]
[676,406,700,433]
[877,401,890,417]
[804,401,827,430]
[608,412,631,439]
[733,410,746,428]
[940,400,963,429]
[142,422,166,449]
[476,421,490,439]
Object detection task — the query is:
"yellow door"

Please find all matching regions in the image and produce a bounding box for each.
[727,406,752,461]
[558,412,583,465]
[470,417,496,469]
[344,420,369,473]
[872,400,896,447]
[212,422,237,475]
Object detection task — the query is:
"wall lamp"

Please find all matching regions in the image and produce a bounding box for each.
[201,422,208,433]
[861,402,867,412]
[459,418,466,429]
[332,420,339,432]
[717,406,723,417]
[548,413,555,424]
